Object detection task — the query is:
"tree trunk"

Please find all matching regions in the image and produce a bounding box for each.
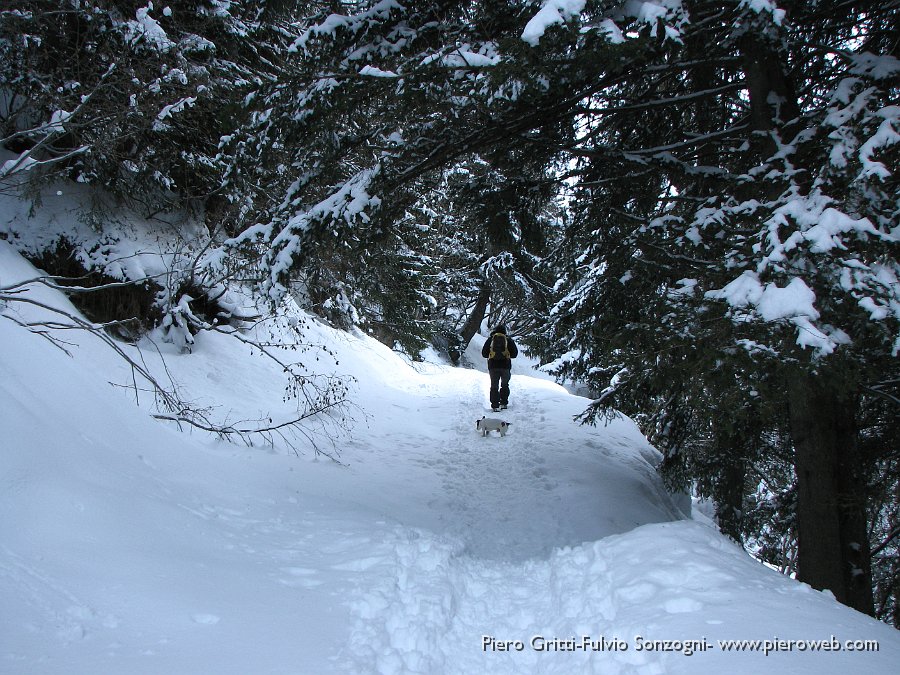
[788,372,874,615]
[459,284,490,349]
[715,444,746,544]
[738,19,874,616]
[739,33,803,148]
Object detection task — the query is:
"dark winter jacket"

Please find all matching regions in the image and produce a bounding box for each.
[481,329,518,370]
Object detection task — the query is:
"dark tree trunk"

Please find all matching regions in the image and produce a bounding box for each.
[715,441,747,544]
[459,284,490,350]
[739,33,803,147]
[738,18,874,616]
[788,372,874,615]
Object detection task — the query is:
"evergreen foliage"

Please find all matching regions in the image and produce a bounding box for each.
[530,1,899,620]
[0,1,290,216]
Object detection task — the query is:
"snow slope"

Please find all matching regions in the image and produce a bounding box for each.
[1,240,899,674]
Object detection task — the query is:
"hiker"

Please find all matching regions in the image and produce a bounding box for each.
[481,324,518,412]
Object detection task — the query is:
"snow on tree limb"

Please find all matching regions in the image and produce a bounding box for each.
[243,167,385,303]
[289,1,405,54]
[521,0,688,47]
[521,0,586,46]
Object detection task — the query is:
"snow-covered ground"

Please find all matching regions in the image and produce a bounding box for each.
[2,239,899,674]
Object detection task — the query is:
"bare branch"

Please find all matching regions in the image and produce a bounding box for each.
[1,275,352,460]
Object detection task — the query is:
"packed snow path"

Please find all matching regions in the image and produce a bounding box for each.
[365,372,686,562]
[2,241,899,674]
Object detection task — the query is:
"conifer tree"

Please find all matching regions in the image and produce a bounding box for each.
[0,1,285,216]
[533,0,898,617]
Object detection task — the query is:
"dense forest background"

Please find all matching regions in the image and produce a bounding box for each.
[1,1,898,626]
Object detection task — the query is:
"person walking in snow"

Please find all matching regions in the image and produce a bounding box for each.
[481,324,518,412]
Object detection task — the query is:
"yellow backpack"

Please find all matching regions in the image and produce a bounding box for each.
[489,333,511,359]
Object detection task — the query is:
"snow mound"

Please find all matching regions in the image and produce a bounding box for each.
[343,521,899,674]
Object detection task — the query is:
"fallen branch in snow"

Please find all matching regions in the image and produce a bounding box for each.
[151,398,349,464]
[0,291,182,409]
[1,270,171,295]
[0,276,352,461]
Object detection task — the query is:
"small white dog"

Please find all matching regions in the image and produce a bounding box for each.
[476,416,511,437]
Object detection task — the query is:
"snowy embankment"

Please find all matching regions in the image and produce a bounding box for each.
[2,239,898,675]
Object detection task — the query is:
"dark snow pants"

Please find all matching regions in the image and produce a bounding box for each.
[488,368,511,407]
